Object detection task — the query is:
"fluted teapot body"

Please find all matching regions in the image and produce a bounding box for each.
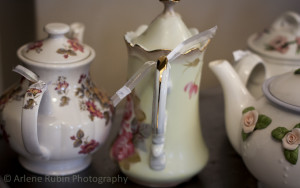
[0,23,113,175]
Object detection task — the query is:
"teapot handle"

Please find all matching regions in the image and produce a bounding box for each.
[150,56,169,171]
[13,65,50,158]
[233,50,266,85]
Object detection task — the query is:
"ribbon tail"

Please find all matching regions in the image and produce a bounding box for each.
[167,25,217,62]
[111,61,156,107]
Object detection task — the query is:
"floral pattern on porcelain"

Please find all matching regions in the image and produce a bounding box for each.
[26,41,43,53]
[184,82,198,99]
[57,39,84,59]
[241,107,272,141]
[0,78,29,143]
[272,124,300,165]
[266,35,300,54]
[183,58,201,99]
[54,76,70,107]
[75,74,112,123]
[26,88,42,97]
[23,83,45,110]
[111,91,150,170]
[0,78,27,111]
[70,129,99,154]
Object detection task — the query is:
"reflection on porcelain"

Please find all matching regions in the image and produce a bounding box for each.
[111,0,216,186]
[0,23,113,175]
[210,59,300,188]
[234,11,300,98]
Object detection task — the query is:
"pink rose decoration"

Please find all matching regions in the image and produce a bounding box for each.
[123,104,132,122]
[79,139,99,154]
[111,131,134,161]
[55,80,69,94]
[68,39,84,53]
[282,128,300,150]
[268,36,289,54]
[242,110,258,133]
[86,100,103,119]
[184,82,198,99]
[27,40,43,53]
[296,37,300,45]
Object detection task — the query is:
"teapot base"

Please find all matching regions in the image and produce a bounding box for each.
[19,156,92,176]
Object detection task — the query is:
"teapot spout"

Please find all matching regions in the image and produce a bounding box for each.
[209,60,255,155]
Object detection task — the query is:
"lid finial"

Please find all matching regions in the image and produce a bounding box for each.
[44,23,70,36]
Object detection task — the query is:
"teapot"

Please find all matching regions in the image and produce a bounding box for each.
[0,21,216,176]
[233,11,300,98]
[0,22,114,175]
[111,0,216,186]
[210,59,300,188]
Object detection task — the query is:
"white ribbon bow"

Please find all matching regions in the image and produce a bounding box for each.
[111,25,217,107]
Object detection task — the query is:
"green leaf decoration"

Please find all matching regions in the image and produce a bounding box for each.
[242,107,255,114]
[242,131,251,141]
[73,139,82,148]
[294,68,300,75]
[255,114,272,129]
[271,127,290,141]
[284,147,299,165]
[76,129,84,139]
[184,58,200,68]
[294,123,300,129]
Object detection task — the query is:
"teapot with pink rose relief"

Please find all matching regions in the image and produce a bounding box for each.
[209,58,300,188]
[0,20,216,176]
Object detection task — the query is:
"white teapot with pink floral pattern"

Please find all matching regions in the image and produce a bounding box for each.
[233,11,300,98]
[210,58,300,188]
[0,23,115,175]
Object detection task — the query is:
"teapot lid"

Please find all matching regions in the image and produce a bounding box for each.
[126,0,197,51]
[263,69,300,112]
[18,23,91,64]
[248,11,300,61]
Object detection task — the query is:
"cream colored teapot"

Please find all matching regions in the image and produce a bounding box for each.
[110,0,217,186]
[210,59,300,188]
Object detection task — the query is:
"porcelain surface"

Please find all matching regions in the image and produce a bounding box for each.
[0,23,113,175]
[210,59,300,188]
[111,0,214,186]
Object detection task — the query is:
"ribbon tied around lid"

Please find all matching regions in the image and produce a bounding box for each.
[112,25,217,170]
